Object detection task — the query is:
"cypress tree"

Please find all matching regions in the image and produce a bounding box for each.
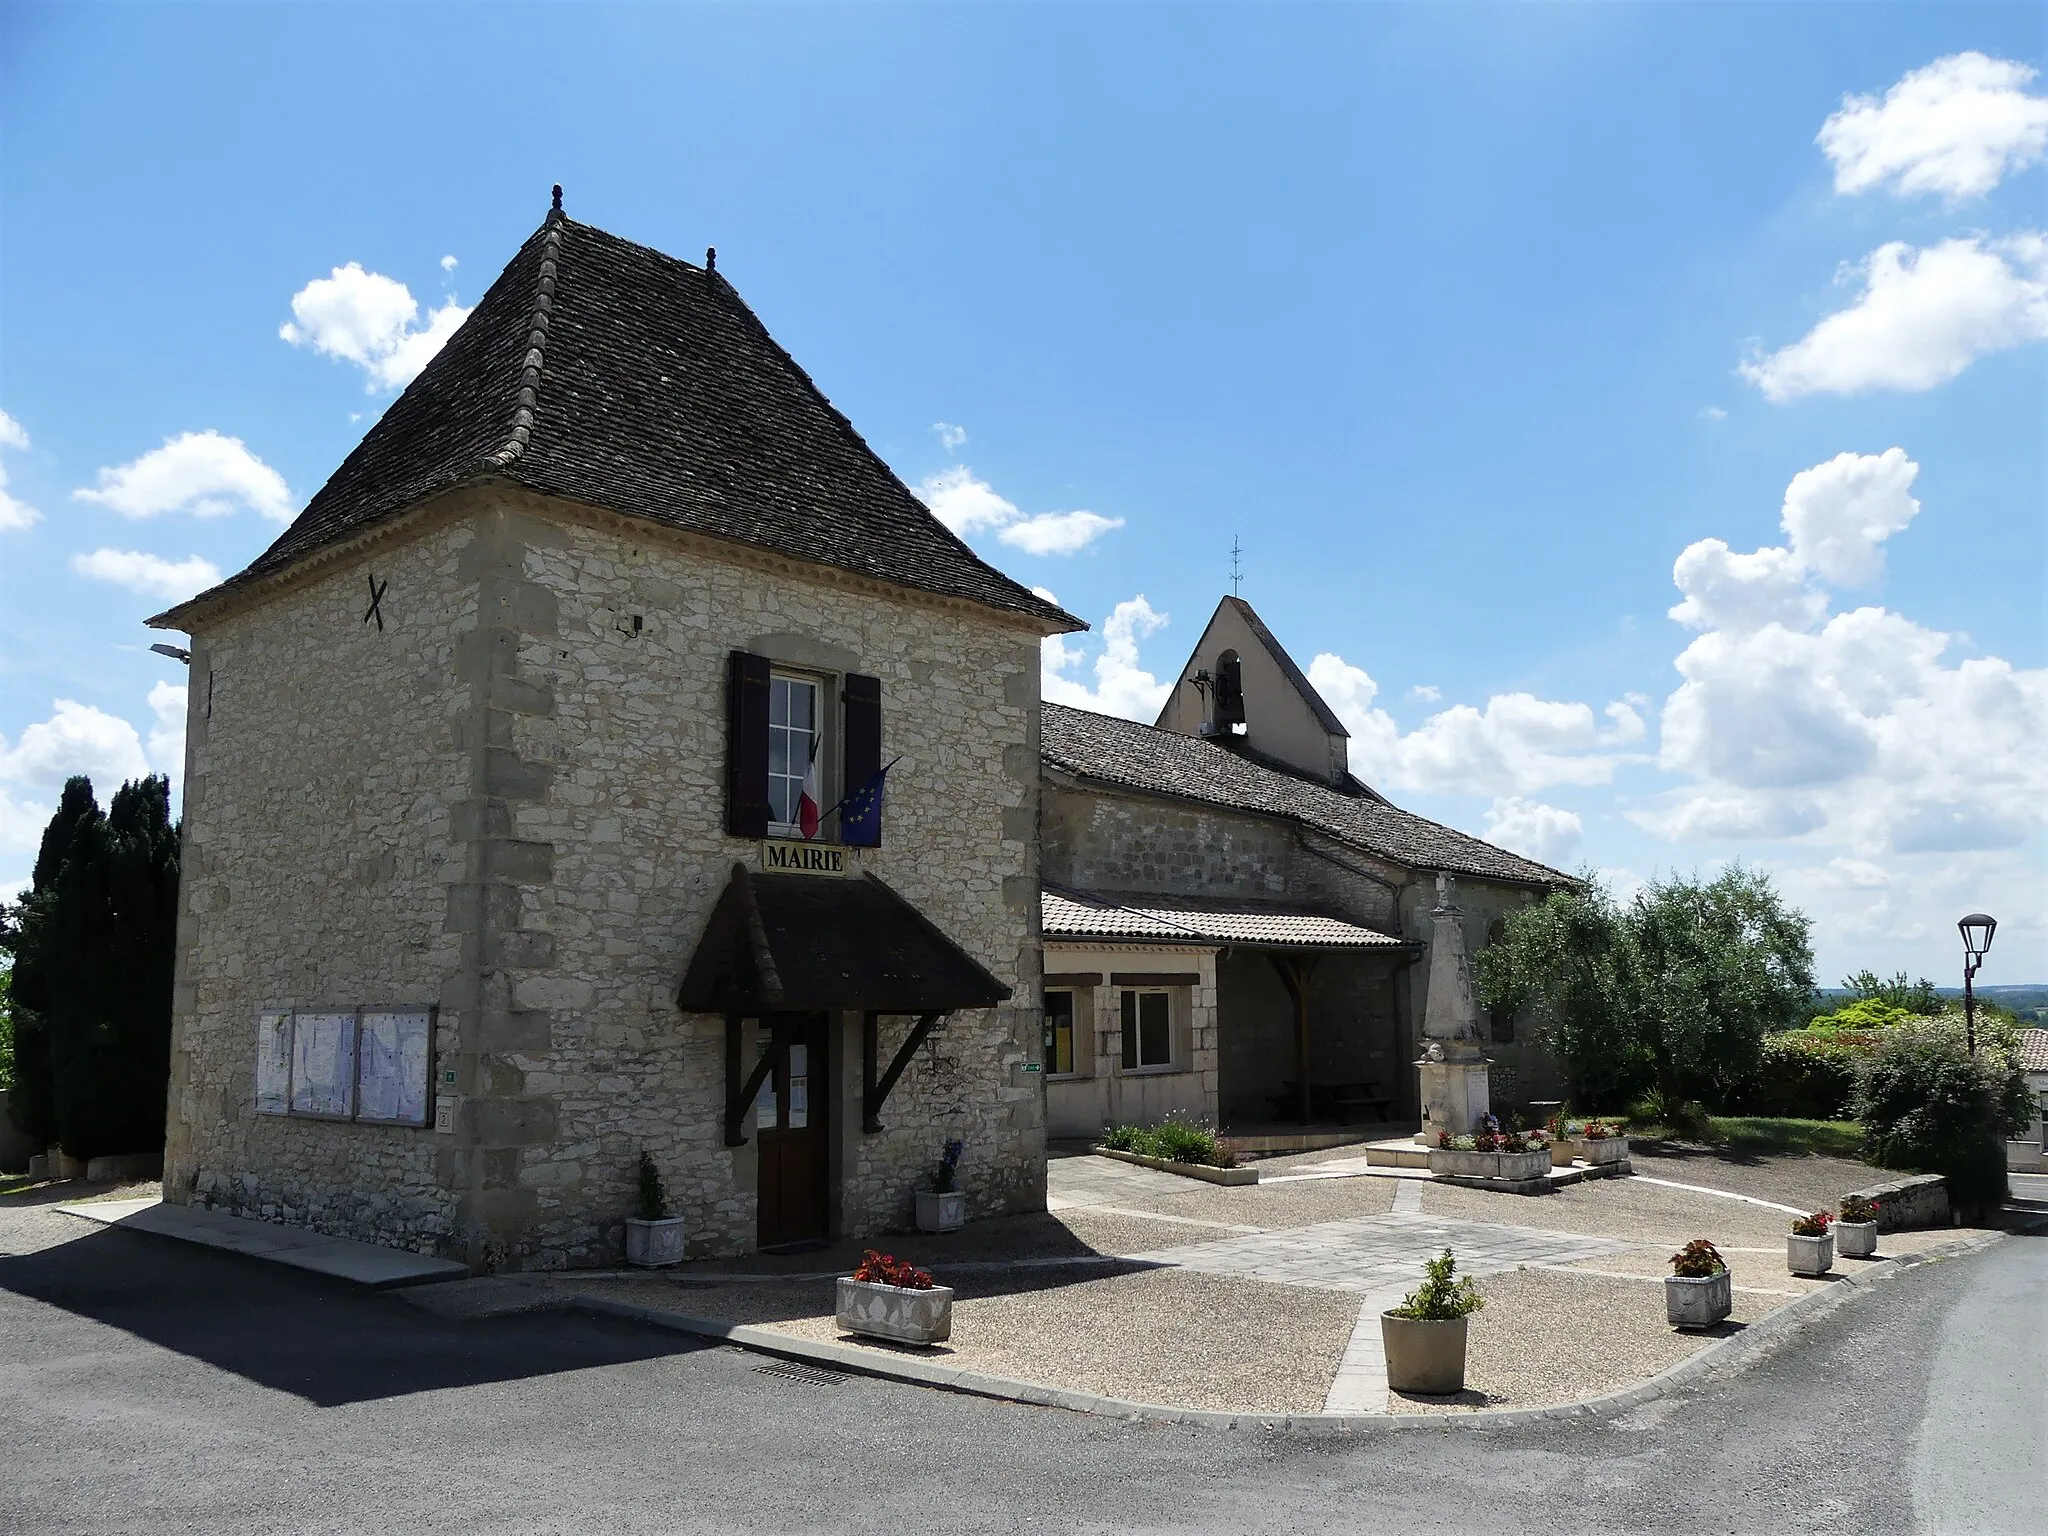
[40,777,182,1158]
[4,776,102,1149]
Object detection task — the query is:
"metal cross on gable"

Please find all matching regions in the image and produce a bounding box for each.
[363,575,389,631]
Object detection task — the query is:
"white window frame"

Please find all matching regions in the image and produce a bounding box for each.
[1043,989,1082,1079]
[1120,987,1177,1073]
[766,671,826,839]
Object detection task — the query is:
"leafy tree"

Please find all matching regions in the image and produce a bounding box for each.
[1476,866,1816,1115]
[1840,970,1941,1016]
[5,776,181,1158]
[0,957,13,1094]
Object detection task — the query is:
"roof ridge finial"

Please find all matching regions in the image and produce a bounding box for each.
[706,246,717,273]
[550,183,564,219]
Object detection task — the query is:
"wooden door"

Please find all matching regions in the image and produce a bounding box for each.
[756,1013,831,1249]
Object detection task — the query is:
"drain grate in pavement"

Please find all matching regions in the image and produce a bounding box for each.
[753,1359,847,1386]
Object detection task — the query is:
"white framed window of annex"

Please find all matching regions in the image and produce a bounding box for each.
[1043,989,1078,1076]
[1120,988,1174,1071]
[767,671,826,837]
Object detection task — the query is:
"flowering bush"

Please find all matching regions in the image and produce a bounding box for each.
[1790,1210,1835,1238]
[931,1137,965,1194]
[851,1250,935,1289]
[1838,1194,1879,1224]
[1669,1239,1726,1278]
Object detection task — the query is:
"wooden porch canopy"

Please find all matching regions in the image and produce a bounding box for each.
[679,864,1012,1142]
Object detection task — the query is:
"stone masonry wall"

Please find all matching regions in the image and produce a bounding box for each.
[477,492,1044,1265]
[163,519,475,1251]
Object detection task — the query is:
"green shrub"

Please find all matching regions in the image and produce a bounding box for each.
[1098,1117,1234,1168]
[1853,1027,2032,1218]
[1100,1124,1144,1152]
[1756,1029,1866,1119]
[1388,1250,1483,1320]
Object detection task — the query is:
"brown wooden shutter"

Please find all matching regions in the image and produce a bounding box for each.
[725,650,771,838]
[840,672,882,847]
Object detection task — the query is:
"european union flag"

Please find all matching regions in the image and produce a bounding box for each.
[839,760,893,847]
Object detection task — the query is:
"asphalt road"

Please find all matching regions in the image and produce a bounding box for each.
[1,1194,2040,1536]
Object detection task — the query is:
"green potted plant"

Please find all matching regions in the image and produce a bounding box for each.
[1380,1248,1483,1394]
[1665,1238,1732,1328]
[625,1151,685,1268]
[1836,1193,1879,1259]
[915,1137,967,1233]
[836,1249,954,1345]
[1787,1209,1835,1277]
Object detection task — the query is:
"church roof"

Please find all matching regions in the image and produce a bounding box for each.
[154,202,1078,633]
[1042,701,1571,888]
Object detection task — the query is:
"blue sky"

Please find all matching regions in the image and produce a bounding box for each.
[2,3,2042,984]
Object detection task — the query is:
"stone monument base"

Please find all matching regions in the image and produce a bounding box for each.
[1414,1057,1491,1146]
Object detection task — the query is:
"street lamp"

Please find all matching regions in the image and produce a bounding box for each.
[1958,913,1996,1057]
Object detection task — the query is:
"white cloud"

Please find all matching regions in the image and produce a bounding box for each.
[1740,235,2048,400]
[1819,52,2048,200]
[1307,653,1642,796]
[73,430,294,522]
[1698,405,1728,421]
[915,465,1121,555]
[1408,684,1441,703]
[917,466,1017,536]
[1643,454,2048,861]
[932,421,967,451]
[1042,595,1173,720]
[280,261,472,392]
[1481,797,1583,867]
[0,407,38,531]
[998,510,1125,556]
[440,254,459,273]
[70,548,223,602]
[0,699,151,797]
[146,682,187,776]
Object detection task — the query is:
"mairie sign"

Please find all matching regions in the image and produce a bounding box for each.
[762,840,848,875]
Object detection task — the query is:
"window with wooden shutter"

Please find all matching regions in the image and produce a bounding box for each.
[725,650,771,838]
[839,672,883,847]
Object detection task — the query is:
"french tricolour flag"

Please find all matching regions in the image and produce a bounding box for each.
[798,737,822,840]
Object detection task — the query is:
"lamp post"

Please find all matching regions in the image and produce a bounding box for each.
[1958,913,1997,1058]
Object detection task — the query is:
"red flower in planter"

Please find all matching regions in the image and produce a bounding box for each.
[851,1250,936,1289]
[1789,1210,1835,1238]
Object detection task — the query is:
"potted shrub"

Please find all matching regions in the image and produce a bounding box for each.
[915,1137,966,1233]
[1574,1119,1631,1170]
[625,1152,685,1268]
[1836,1193,1879,1259]
[1787,1210,1835,1276]
[1381,1248,1483,1394]
[835,1249,954,1345]
[1665,1238,1733,1329]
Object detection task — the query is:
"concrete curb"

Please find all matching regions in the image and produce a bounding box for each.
[567,1229,2007,1434]
[1089,1147,1259,1186]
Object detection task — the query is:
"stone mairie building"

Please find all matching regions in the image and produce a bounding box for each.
[151,195,1567,1270]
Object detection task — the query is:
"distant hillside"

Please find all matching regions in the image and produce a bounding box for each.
[1816,984,2047,1024]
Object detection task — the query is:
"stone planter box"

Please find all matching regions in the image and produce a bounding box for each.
[625,1216,686,1268]
[1574,1137,1630,1168]
[1093,1146,1259,1186]
[1427,1148,1497,1179]
[1836,1220,1878,1259]
[1429,1147,1554,1182]
[1380,1313,1468,1394]
[1787,1231,1834,1277]
[1664,1269,1732,1329]
[915,1190,965,1233]
[835,1278,954,1345]
[1496,1149,1552,1182]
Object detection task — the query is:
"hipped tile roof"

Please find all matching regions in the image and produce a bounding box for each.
[1042,701,1571,888]
[2019,1028,2048,1074]
[155,208,1078,632]
[1043,885,1411,951]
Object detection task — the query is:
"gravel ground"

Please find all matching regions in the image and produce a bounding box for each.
[1625,1144,1877,1210]
[1120,1171,1399,1230]
[576,1264,1363,1414]
[1420,1174,1801,1249]
[1390,1266,1779,1413]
